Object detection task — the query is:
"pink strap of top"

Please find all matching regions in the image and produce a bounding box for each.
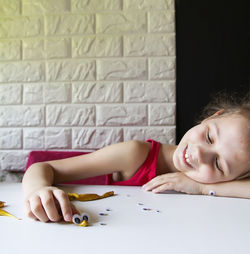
[106,139,161,186]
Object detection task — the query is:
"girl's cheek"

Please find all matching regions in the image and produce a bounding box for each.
[186,171,215,184]
[184,126,204,143]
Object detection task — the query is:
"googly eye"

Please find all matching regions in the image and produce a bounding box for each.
[209,190,215,196]
[81,213,89,222]
[72,214,82,225]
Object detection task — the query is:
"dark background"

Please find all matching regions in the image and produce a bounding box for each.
[175,0,250,143]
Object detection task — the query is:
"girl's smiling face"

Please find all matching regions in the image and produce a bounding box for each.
[173,114,250,183]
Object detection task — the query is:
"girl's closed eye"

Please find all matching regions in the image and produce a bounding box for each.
[215,157,223,173]
[206,129,213,144]
[206,129,223,173]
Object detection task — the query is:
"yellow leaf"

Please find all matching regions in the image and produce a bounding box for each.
[68,191,114,201]
[0,209,21,220]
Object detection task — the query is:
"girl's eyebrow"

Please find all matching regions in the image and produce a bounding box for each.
[213,123,231,175]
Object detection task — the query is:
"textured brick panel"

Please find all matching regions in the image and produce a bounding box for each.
[72,0,122,11]
[149,103,176,125]
[23,128,45,149]
[96,104,147,126]
[22,0,70,14]
[45,38,71,59]
[72,82,122,103]
[0,0,176,175]
[0,16,43,38]
[45,14,94,36]
[96,12,147,34]
[22,39,45,60]
[46,60,96,81]
[0,129,22,149]
[46,105,95,126]
[0,151,29,171]
[149,58,176,80]
[149,11,175,33]
[124,82,175,103]
[23,84,43,104]
[124,0,174,10]
[0,62,45,82]
[45,128,71,149]
[72,36,122,58]
[0,84,22,104]
[73,128,123,149]
[0,0,20,15]
[124,34,175,57]
[97,59,147,80]
[0,106,44,127]
[0,40,21,60]
[44,83,71,103]
[124,127,176,144]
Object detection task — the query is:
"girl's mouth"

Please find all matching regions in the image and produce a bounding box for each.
[183,145,193,168]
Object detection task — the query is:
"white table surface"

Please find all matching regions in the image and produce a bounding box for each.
[1,183,250,254]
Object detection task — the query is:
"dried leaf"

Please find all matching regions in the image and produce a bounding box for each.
[0,201,5,208]
[0,208,21,220]
[68,191,114,202]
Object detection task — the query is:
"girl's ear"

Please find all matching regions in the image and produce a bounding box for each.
[212,109,225,117]
[202,109,225,122]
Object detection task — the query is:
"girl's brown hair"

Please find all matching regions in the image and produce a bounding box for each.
[198,90,250,123]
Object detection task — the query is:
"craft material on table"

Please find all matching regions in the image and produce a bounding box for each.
[68,191,114,227]
[68,191,114,201]
[1,184,249,254]
[72,213,90,227]
[0,201,21,220]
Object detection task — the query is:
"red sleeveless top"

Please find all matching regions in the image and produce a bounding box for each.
[106,139,161,186]
[25,139,161,186]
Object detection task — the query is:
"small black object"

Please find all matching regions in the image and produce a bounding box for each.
[82,215,89,221]
[74,217,81,224]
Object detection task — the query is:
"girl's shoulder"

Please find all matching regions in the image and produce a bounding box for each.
[121,140,152,159]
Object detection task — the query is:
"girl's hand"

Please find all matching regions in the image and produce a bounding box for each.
[24,186,78,222]
[142,172,203,195]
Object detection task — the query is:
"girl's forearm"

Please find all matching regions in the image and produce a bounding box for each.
[201,179,250,199]
[22,163,55,198]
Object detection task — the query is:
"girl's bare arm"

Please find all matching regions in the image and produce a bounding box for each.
[143,172,250,199]
[201,178,250,199]
[22,140,151,222]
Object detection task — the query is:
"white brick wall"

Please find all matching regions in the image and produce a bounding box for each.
[0,0,176,181]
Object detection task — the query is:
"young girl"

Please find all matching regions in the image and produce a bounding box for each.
[22,92,250,223]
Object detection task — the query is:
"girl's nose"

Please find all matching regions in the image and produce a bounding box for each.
[194,145,213,166]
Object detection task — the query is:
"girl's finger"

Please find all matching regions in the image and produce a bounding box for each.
[142,177,160,190]
[23,200,38,220]
[29,196,49,222]
[53,189,72,222]
[152,182,174,193]
[143,175,169,191]
[40,191,61,222]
